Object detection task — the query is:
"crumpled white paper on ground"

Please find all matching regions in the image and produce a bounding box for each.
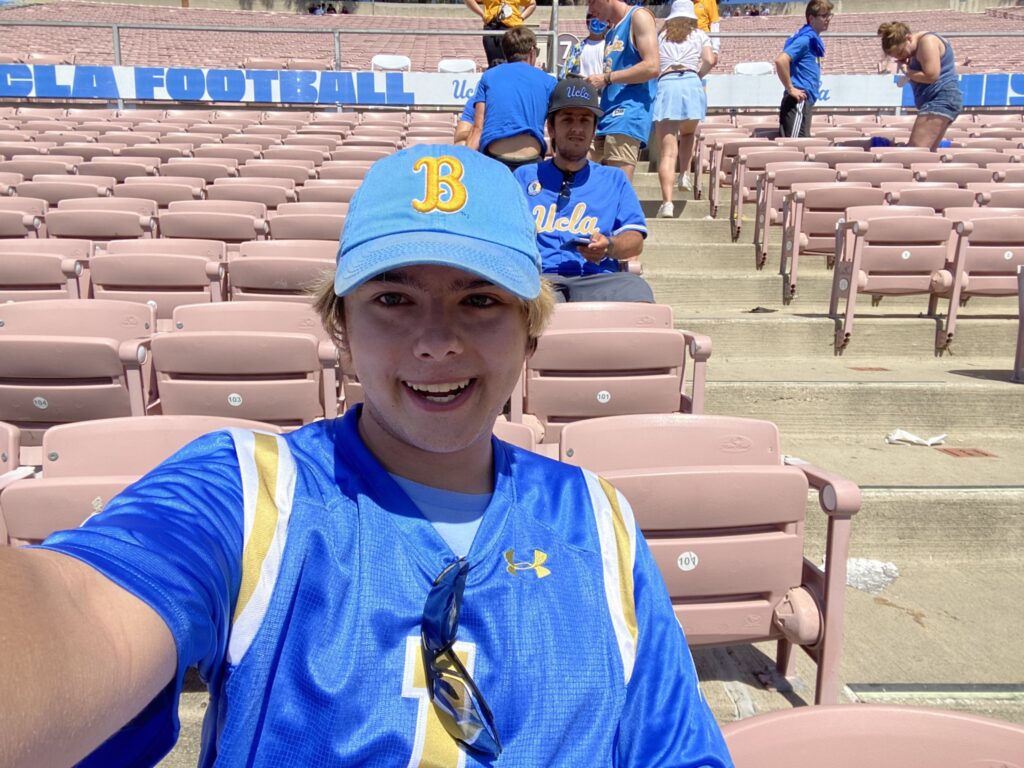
[885,428,947,446]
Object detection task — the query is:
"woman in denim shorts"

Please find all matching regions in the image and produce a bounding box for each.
[878,21,963,149]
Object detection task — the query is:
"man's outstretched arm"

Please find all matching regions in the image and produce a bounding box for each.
[0,547,176,768]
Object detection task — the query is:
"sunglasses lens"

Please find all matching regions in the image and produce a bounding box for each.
[425,649,502,757]
[422,559,467,652]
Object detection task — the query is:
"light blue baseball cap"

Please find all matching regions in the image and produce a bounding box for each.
[334,145,542,300]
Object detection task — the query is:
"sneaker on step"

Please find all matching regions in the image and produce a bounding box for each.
[657,201,675,218]
[676,173,692,191]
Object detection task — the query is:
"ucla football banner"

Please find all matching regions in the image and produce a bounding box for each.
[2,65,1024,108]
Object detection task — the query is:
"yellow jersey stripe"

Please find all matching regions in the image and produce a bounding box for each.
[599,476,639,648]
[234,431,281,622]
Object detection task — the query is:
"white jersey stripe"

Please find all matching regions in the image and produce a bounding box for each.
[227,429,297,665]
[584,470,638,683]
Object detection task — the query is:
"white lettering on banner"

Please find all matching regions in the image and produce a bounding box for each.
[2,65,1023,108]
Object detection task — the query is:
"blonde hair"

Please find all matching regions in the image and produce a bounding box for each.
[877,21,912,54]
[664,16,697,44]
[311,272,556,353]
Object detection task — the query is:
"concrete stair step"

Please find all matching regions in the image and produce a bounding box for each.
[638,198,713,220]
[672,312,1020,359]
[642,242,760,272]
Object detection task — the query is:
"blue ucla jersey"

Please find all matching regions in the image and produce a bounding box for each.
[600,6,656,145]
[514,159,647,275]
[40,407,731,768]
[475,62,555,155]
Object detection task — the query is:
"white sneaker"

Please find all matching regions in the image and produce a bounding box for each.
[657,201,675,218]
[676,173,692,191]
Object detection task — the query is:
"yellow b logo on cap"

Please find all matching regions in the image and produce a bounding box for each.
[412,156,468,213]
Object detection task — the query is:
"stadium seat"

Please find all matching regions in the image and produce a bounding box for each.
[708,138,772,218]
[721,705,1024,768]
[330,147,391,163]
[1015,267,1024,383]
[268,202,346,240]
[91,238,227,326]
[690,128,746,200]
[0,157,78,179]
[243,56,288,69]
[753,164,836,269]
[491,418,537,452]
[884,186,977,212]
[836,164,913,186]
[0,197,45,238]
[262,146,330,166]
[228,239,336,302]
[119,144,192,162]
[728,149,807,242]
[733,61,774,75]
[0,415,282,546]
[804,148,870,168]
[151,301,339,425]
[558,413,860,705]
[158,199,269,244]
[937,216,1024,354]
[830,206,953,354]
[0,238,90,302]
[193,144,263,163]
[76,158,159,181]
[114,178,205,207]
[977,187,1024,208]
[0,299,154,444]
[207,180,296,208]
[160,159,238,183]
[15,176,114,206]
[438,58,477,73]
[511,303,711,443]
[913,164,994,187]
[297,179,360,203]
[869,147,938,167]
[779,182,883,303]
[238,159,316,184]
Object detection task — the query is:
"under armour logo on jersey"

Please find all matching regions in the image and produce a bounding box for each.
[504,549,551,579]
[412,155,468,214]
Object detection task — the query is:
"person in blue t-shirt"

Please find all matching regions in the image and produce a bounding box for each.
[0,145,732,768]
[515,78,655,302]
[774,0,833,137]
[465,26,555,170]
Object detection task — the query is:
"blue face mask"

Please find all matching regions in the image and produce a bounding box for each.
[588,18,609,35]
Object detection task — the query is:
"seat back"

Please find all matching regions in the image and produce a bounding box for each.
[0,415,281,545]
[0,238,91,302]
[793,184,885,253]
[230,240,336,301]
[884,186,976,212]
[722,705,1024,768]
[952,216,1024,296]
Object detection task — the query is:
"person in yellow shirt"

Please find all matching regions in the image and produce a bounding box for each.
[464,0,537,68]
[694,0,721,64]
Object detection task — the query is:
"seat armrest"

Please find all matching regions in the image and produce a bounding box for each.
[785,456,861,517]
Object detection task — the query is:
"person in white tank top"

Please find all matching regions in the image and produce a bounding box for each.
[652,0,716,217]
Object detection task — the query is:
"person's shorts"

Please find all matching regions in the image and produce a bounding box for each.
[916,82,963,122]
[592,133,641,166]
[652,71,707,123]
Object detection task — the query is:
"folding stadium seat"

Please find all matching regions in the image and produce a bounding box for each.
[45,197,158,242]
[283,135,341,152]
[836,164,913,186]
[722,705,1024,768]
[942,149,1010,166]
[690,128,747,200]
[268,202,346,241]
[228,239,336,302]
[0,157,78,179]
[15,175,115,206]
[207,178,296,208]
[936,216,1024,354]
[977,187,1024,208]
[18,120,74,134]
[708,138,772,218]
[330,147,391,163]
[913,164,994,186]
[779,183,883,303]
[57,143,117,161]
[341,137,401,151]
[359,111,408,127]
[0,197,45,238]
[953,137,1020,151]
[437,58,477,73]
[150,301,339,425]
[96,133,158,148]
[158,200,269,244]
[238,159,316,184]
[160,132,223,148]
[223,134,281,151]
[114,178,205,207]
[510,303,711,443]
[753,164,836,269]
[558,413,860,705]
[995,166,1024,183]
[297,179,360,203]
[193,144,263,163]
[830,206,953,354]
[262,146,329,165]
[160,158,238,184]
[91,238,227,326]
[243,56,288,69]
[728,149,807,241]
[287,59,333,71]
[0,299,154,444]
[1015,268,1024,384]
[809,127,863,141]
[884,185,977,212]
[0,415,281,546]
[243,125,295,140]
[804,148,870,169]
[0,171,21,196]
[317,161,372,181]
[0,238,90,302]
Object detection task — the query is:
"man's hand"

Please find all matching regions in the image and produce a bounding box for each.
[787,86,807,102]
[578,232,612,263]
[585,72,606,91]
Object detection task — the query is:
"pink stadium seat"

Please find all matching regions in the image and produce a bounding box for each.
[283,135,341,152]
[160,158,239,183]
[151,301,339,425]
[558,413,860,705]
[883,186,977,212]
[15,177,114,206]
[222,134,281,151]
[238,159,316,184]
[491,418,537,452]
[243,56,288,69]
[937,216,1024,354]
[0,300,154,444]
[941,148,1010,166]
[207,180,295,208]
[297,180,360,203]
[1015,267,1024,383]
[977,187,1024,208]
[728,149,807,241]
[0,157,78,178]
[0,415,282,546]
[114,179,204,207]
[268,202,347,241]
[511,303,710,443]
[0,197,45,238]
[870,147,939,167]
[690,129,746,200]
[0,238,90,302]
[118,144,191,162]
[76,158,159,181]
[753,164,836,269]
[830,206,953,354]
[92,238,227,326]
[836,164,913,186]
[913,164,993,186]
[262,146,329,165]
[159,199,269,244]
[229,239,335,302]
[193,144,263,163]
[804,148,869,169]
[708,137,772,218]
[57,143,117,161]
[779,182,883,303]
[722,705,1024,768]
[45,197,158,241]
[330,147,391,163]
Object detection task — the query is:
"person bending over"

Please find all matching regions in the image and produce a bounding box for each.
[878,21,963,150]
[515,79,656,303]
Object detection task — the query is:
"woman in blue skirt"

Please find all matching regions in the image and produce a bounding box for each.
[653,0,717,218]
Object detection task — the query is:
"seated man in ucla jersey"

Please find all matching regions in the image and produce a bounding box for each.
[514,78,655,303]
